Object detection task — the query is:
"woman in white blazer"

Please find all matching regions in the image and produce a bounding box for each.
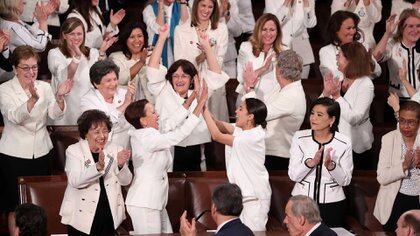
[289,97,353,227]
[319,11,381,81]
[0,46,71,230]
[60,109,132,235]
[331,0,382,50]
[80,60,136,149]
[236,13,284,106]
[149,25,229,171]
[373,9,420,100]
[67,0,124,49]
[202,97,271,231]
[322,41,374,169]
[0,0,51,52]
[48,17,114,125]
[109,22,154,102]
[124,92,206,234]
[174,0,229,121]
[265,0,317,79]
[392,0,420,20]
[374,101,420,232]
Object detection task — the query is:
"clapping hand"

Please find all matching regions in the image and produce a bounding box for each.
[96,150,106,171]
[28,81,39,101]
[324,148,335,170]
[0,30,10,52]
[306,146,324,168]
[99,35,118,55]
[415,147,420,169]
[124,80,136,104]
[34,2,49,23]
[385,14,398,36]
[56,79,73,98]
[243,62,258,92]
[110,9,126,28]
[322,72,340,98]
[117,149,131,168]
[403,149,414,171]
[197,31,212,52]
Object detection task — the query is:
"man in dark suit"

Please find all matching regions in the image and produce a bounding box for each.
[284,195,337,236]
[180,183,254,236]
[11,203,47,236]
[396,210,420,236]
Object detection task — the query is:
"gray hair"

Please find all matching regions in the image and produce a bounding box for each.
[89,59,120,88]
[276,49,303,82]
[211,183,243,217]
[289,195,322,224]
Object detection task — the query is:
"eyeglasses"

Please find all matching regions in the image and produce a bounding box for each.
[16,65,39,72]
[398,118,419,127]
[172,74,191,80]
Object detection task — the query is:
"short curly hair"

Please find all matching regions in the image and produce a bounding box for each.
[77,110,113,139]
[276,50,303,82]
[89,59,120,88]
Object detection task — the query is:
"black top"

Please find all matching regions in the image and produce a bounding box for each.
[0,53,12,72]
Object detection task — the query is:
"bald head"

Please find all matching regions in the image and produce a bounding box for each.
[396,210,420,236]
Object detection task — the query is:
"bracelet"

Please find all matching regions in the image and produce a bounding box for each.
[394,111,399,119]
[72,56,81,64]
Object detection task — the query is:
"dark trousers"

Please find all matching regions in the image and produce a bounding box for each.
[0,152,51,212]
[383,192,420,232]
[173,145,201,171]
[264,155,289,171]
[318,199,347,228]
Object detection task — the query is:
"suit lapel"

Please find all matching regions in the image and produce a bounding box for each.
[11,77,30,104]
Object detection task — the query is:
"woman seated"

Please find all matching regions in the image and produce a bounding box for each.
[60,109,132,235]
[147,25,229,171]
[109,22,154,102]
[289,97,353,228]
[80,60,135,149]
[124,88,206,234]
[322,41,374,169]
[374,101,420,232]
[202,98,271,231]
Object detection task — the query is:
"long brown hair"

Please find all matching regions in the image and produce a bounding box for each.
[58,17,90,59]
[393,9,420,43]
[249,13,283,57]
[191,0,220,30]
[340,42,372,80]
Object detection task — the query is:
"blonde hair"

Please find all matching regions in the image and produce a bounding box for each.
[249,13,283,57]
[0,0,21,20]
[394,9,420,42]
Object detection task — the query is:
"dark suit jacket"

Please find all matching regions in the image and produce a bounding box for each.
[309,223,338,236]
[215,218,254,236]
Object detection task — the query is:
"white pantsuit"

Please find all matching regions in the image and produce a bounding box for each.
[21,0,69,26]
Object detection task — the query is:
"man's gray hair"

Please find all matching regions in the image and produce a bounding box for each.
[276,49,303,82]
[289,195,322,224]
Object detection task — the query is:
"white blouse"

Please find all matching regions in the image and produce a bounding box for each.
[391,0,420,20]
[48,47,99,125]
[21,0,69,26]
[67,8,118,49]
[225,125,271,200]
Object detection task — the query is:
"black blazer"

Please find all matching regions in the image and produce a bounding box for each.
[215,218,254,236]
[310,223,338,236]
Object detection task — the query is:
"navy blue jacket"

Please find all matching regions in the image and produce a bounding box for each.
[310,223,338,236]
[215,218,254,236]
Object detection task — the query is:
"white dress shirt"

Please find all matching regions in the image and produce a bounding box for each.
[80,88,131,149]
[331,0,382,50]
[237,0,255,33]
[67,8,119,49]
[125,115,200,210]
[0,76,65,159]
[60,140,132,234]
[48,47,99,125]
[0,18,51,52]
[289,129,353,204]
[21,0,69,26]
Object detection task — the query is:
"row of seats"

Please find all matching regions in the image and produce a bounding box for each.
[14,171,382,235]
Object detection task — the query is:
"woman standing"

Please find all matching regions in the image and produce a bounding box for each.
[0,46,71,232]
[289,97,353,227]
[374,101,420,232]
[202,98,271,231]
[392,0,420,20]
[60,109,132,235]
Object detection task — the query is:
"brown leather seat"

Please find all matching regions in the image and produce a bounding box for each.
[48,125,80,173]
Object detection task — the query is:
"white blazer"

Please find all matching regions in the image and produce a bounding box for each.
[80,88,131,149]
[391,0,420,21]
[126,115,200,210]
[331,0,382,50]
[265,0,317,65]
[237,0,255,33]
[0,77,65,159]
[374,129,420,224]
[48,47,99,125]
[109,51,154,103]
[146,65,229,146]
[333,76,374,153]
[21,0,69,26]
[68,8,118,49]
[60,140,132,234]
[289,129,353,204]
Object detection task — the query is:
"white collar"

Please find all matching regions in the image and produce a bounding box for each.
[215,217,239,233]
[304,222,321,236]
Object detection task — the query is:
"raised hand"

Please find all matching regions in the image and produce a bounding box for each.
[96,151,106,171]
[387,92,400,113]
[124,80,136,104]
[99,36,118,55]
[324,148,335,170]
[198,80,208,104]
[197,31,212,52]
[243,62,258,92]
[179,211,196,236]
[158,24,170,39]
[193,75,201,96]
[34,3,49,23]
[385,14,398,35]
[110,9,126,28]
[117,149,131,168]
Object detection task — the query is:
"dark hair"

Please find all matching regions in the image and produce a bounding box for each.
[89,59,120,88]
[310,97,341,133]
[11,45,40,66]
[400,101,420,120]
[120,22,149,60]
[211,183,243,216]
[245,98,267,129]
[403,212,420,234]
[326,11,361,46]
[403,0,416,4]
[59,17,90,59]
[125,99,149,129]
[340,42,372,79]
[70,0,103,32]
[165,59,198,90]
[77,110,113,139]
[191,0,220,30]
[14,203,47,236]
